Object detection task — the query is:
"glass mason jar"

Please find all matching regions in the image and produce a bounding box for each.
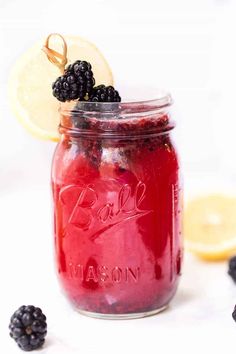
[51,94,182,319]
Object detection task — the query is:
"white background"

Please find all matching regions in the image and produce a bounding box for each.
[1,0,236,353]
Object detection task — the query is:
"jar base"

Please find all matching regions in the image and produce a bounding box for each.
[76,305,168,320]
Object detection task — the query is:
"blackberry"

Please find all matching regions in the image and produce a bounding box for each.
[228,256,236,282]
[233,305,236,322]
[89,85,121,102]
[9,305,47,351]
[52,60,95,102]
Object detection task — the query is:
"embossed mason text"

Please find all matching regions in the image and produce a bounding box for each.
[68,262,140,283]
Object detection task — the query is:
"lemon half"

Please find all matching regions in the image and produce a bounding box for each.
[184,194,236,261]
[8,35,113,141]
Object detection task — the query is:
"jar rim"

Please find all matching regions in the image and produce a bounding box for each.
[59,91,173,115]
[59,91,174,138]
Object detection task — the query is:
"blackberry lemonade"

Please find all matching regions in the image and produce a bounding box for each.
[52,95,182,319]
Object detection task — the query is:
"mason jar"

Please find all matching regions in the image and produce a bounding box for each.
[51,94,182,319]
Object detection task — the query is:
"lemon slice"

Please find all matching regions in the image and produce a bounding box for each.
[184,194,236,260]
[8,35,113,141]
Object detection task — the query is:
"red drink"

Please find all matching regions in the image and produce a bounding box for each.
[52,97,182,319]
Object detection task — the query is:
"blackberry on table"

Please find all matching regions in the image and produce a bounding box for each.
[52,60,95,102]
[228,256,236,282]
[89,85,121,102]
[9,305,47,351]
[233,305,236,322]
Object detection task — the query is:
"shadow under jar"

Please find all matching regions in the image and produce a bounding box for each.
[51,94,183,319]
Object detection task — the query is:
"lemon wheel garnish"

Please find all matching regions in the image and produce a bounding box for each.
[184,194,236,260]
[8,35,113,141]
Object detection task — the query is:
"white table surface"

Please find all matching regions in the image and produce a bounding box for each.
[1,185,236,354]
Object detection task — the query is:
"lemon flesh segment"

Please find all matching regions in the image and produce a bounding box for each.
[8,35,113,141]
[184,194,236,260]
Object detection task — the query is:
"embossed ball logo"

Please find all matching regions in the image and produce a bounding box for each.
[59,179,152,240]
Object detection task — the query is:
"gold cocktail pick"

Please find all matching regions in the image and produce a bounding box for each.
[42,33,68,74]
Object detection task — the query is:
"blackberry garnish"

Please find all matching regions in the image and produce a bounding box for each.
[228,256,236,282]
[89,85,121,102]
[9,305,47,351]
[52,60,95,102]
[233,305,236,322]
